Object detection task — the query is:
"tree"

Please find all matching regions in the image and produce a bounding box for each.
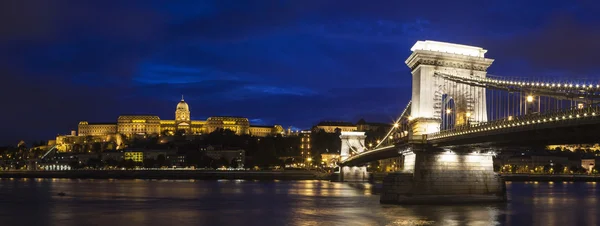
[216,157,229,168]
[119,159,136,169]
[86,158,104,169]
[493,164,501,172]
[91,142,102,153]
[543,164,552,173]
[104,158,119,168]
[68,160,81,170]
[230,158,239,168]
[156,154,167,167]
[510,165,520,174]
[552,163,564,174]
[143,158,157,168]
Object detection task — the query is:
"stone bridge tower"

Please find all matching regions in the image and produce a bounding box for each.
[339,132,366,161]
[405,40,494,140]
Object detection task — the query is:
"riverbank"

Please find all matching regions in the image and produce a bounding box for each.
[3,171,598,182]
[0,170,332,180]
[370,172,600,183]
[500,174,600,182]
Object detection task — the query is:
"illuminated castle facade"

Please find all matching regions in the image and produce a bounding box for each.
[75,96,284,138]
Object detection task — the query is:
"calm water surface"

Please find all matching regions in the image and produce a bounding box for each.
[0,179,598,226]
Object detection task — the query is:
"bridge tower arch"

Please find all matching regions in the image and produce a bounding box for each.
[405,40,494,139]
[339,131,366,162]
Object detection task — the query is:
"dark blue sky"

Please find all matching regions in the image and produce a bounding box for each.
[1,0,599,145]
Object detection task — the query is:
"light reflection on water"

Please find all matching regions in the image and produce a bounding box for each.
[0,179,598,226]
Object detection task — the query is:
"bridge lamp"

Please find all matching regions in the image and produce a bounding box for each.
[466,112,471,118]
[393,123,399,128]
[369,143,373,147]
[376,140,381,143]
[446,109,452,114]
[407,116,414,121]
[508,116,513,121]
[526,95,534,103]
[578,103,584,109]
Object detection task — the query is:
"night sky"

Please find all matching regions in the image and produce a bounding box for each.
[1,1,599,145]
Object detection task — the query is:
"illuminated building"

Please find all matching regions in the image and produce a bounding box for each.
[249,125,284,137]
[320,153,339,167]
[582,159,595,173]
[206,116,250,134]
[74,96,282,137]
[78,122,117,136]
[56,96,283,152]
[124,151,144,162]
[314,121,357,133]
[204,149,246,168]
[300,130,311,160]
[355,119,392,132]
[117,115,161,137]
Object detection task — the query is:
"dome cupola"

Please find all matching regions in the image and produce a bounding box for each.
[175,95,191,121]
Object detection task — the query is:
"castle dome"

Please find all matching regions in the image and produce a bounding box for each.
[176,95,189,112]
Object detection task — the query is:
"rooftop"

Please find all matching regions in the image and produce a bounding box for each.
[317,121,355,127]
[86,122,116,125]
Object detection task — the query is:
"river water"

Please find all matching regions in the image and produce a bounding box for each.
[0,179,598,226]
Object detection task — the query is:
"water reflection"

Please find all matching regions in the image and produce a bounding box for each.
[0,179,598,225]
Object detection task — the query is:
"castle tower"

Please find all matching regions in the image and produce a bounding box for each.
[175,95,191,133]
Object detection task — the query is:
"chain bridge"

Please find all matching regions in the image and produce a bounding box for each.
[335,40,600,204]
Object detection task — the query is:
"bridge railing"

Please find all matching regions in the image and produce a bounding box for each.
[428,105,600,140]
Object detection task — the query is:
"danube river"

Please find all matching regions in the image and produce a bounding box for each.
[0,179,598,226]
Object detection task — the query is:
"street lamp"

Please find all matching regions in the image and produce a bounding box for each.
[446,109,452,114]
[526,95,534,103]
[465,112,471,126]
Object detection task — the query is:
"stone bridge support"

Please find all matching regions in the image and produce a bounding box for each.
[338,166,369,182]
[336,132,369,182]
[381,147,506,204]
[339,132,366,162]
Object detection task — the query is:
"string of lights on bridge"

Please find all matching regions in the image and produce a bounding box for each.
[428,106,600,140]
[373,101,411,149]
[439,72,600,92]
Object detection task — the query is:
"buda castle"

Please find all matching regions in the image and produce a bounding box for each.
[55,97,283,151]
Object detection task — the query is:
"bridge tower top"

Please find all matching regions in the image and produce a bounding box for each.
[406,40,494,140]
[410,40,488,58]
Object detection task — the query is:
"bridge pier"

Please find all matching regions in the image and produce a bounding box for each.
[336,166,369,182]
[381,149,506,204]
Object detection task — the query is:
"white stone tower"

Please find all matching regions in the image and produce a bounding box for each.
[405,40,494,139]
[339,132,366,161]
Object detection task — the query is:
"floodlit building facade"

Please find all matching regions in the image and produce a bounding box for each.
[54,97,284,152]
[72,96,283,137]
[313,121,357,133]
